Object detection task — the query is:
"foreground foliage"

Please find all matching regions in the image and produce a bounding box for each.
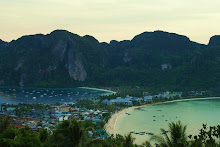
[1,116,220,147]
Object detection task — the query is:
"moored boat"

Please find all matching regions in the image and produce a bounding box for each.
[5,94,10,97]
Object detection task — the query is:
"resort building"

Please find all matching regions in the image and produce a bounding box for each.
[125,95,140,101]
[59,105,71,112]
[51,106,59,113]
[144,96,153,102]
[154,93,169,99]
[102,97,133,106]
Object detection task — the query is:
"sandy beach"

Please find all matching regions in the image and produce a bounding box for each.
[104,97,220,136]
[78,87,116,94]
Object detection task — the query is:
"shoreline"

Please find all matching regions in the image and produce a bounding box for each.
[78,87,116,94]
[104,97,220,136]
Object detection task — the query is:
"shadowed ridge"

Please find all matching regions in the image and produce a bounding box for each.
[208,35,220,46]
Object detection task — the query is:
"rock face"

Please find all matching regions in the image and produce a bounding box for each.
[53,40,67,61]
[208,35,220,46]
[68,50,87,81]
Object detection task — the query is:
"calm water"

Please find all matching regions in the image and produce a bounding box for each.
[116,99,220,144]
[0,87,112,105]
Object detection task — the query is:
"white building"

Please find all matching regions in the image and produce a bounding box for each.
[102,97,133,106]
[144,96,153,102]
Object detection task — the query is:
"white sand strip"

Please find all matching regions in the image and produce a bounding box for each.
[78,87,116,94]
[104,97,220,136]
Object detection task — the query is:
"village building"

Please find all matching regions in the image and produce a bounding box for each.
[102,97,133,106]
[144,95,153,102]
[59,105,70,112]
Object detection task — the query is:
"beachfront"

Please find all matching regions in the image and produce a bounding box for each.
[104,97,220,136]
[78,87,116,94]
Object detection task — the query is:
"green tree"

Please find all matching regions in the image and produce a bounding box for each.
[39,128,49,143]
[17,126,42,147]
[189,124,220,147]
[51,119,94,147]
[0,126,20,147]
[0,116,11,133]
[123,133,135,147]
[142,141,152,147]
[151,121,188,147]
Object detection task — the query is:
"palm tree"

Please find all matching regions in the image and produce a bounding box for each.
[151,121,188,147]
[123,133,135,147]
[142,141,152,147]
[39,128,49,143]
[52,119,82,147]
[0,116,11,133]
[52,119,95,147]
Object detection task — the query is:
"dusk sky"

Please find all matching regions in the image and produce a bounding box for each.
[1,0,220,44]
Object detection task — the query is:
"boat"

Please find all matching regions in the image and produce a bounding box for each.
[153,120,156,121]
[0,92,4,95]
[12,89,16,92]
[25,95,29,97]
[130,131,134,133]
[13,96,16,99]
[153,116,156,117]
[146,132,154,135]
[40,95,43,97]
[32,97,36,100]
[5,94,10,97]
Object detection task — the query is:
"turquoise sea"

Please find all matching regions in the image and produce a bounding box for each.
[116,99,220,144]
[0,87,112,105]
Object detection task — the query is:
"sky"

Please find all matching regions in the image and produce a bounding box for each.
[0,0,220,44]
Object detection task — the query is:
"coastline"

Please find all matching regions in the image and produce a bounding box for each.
[78,87,116,94]
[104,97,220,136]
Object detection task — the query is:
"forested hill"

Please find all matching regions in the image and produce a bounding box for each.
[0,30,220,90]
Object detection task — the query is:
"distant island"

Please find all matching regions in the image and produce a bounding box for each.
[0,30,220,93]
